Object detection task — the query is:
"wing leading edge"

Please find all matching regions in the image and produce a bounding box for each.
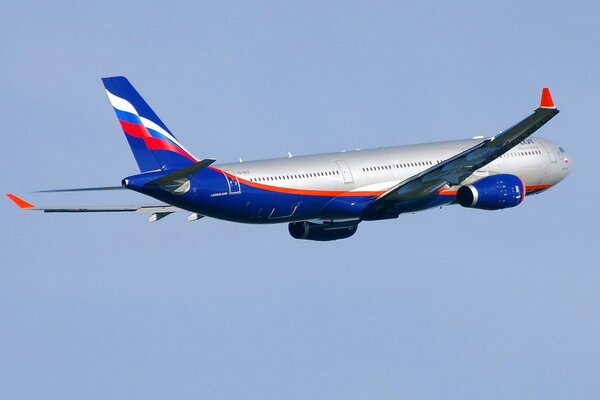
[375,88,559,203]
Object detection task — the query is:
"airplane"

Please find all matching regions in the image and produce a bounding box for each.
[7,77,572,241]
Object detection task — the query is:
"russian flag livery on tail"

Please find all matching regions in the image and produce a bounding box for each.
[7,77,573,241]
[102,77,197,172]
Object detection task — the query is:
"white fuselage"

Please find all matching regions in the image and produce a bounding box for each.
[217,136,571,196]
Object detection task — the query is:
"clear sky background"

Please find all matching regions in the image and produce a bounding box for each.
[1,1,599,399]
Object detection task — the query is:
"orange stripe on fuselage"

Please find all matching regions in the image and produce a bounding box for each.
[526,184,553,191]
[208,167,555,199]
[209,167,384,197]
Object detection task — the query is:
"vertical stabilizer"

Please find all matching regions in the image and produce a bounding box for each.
[102,76,197,172]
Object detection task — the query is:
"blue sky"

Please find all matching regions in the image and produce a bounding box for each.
[1,1,599,399]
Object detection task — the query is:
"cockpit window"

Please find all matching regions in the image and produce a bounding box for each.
[559,147,566,153]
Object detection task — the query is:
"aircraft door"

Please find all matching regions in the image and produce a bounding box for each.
[222,170,241,194]
[541,142,557,163]
[335,160,354,183]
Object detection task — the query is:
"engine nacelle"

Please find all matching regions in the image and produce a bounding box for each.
[456,174,525,210]
[288,221,359,241]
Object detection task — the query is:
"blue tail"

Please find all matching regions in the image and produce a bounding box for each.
[102,76,198,172]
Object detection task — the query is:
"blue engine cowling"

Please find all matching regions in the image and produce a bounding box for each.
[456,174,525,210]
[288,221,359,241]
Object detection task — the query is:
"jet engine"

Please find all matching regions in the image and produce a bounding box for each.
[288,220,359,241]
[456,174,525,210]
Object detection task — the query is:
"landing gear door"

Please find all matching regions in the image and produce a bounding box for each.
[223,170,241,194]
[335,160,354,183]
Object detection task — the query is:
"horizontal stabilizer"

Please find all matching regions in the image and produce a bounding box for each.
[35,186,125,193]
[7,193,180,214]
[41,205,181,213]
[147,158,216,186]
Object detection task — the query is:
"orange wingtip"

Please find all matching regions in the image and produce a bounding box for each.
[6,193,35,209]
[540,87,556,109]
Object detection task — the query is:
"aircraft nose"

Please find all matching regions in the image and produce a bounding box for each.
[560,149,573,177]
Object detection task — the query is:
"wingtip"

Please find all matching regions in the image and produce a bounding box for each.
[6,193,35,209]
[540,87,556,109]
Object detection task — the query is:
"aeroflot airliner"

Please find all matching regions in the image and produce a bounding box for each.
[7,77,572,241]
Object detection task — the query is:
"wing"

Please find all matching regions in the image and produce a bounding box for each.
[5,193,194,222]
[376,88,559,202]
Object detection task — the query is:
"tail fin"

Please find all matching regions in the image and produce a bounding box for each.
[102,76,198,172]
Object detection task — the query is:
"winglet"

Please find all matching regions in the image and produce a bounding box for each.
[539,88,556,109]
[6,193,35,209]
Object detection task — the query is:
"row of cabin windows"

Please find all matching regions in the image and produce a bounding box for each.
[361,160,438,173]
[501,150,542,158]
[246,150,542,183]
[249,170,340,182]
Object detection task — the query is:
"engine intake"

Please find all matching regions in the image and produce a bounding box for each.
[288,221,359,241]
[457,174,525,210]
